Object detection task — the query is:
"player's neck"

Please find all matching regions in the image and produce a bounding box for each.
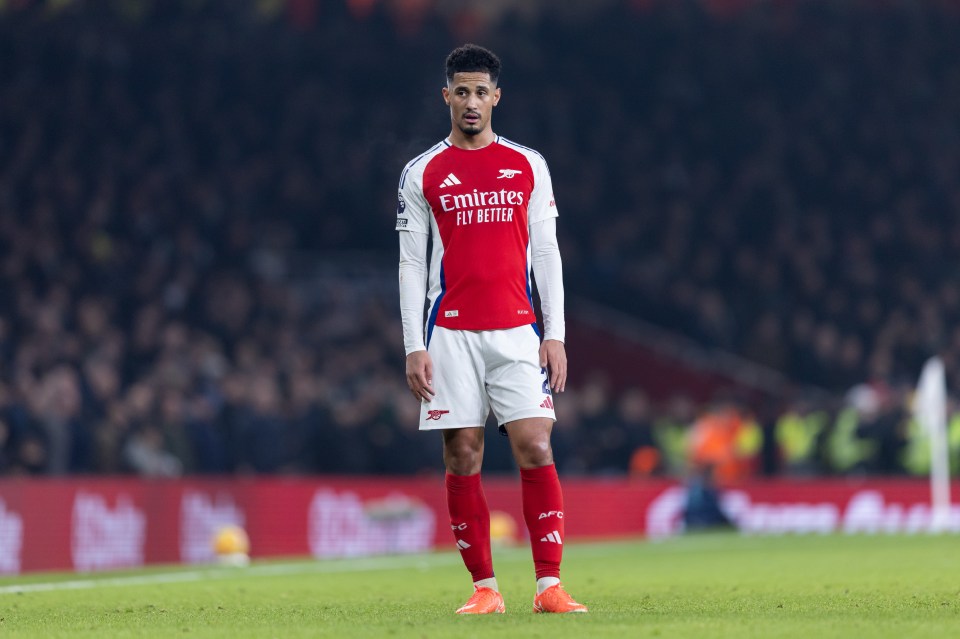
[448,128,496,150]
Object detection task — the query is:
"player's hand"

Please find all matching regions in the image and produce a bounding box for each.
[539,339,567,393]
[405,350,435,402]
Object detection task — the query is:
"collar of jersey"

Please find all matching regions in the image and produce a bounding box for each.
[444,135,500,151]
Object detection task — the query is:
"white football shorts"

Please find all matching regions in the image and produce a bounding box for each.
[419,325,556,430]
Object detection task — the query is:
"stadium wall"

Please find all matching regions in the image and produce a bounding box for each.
[0,477,958,574]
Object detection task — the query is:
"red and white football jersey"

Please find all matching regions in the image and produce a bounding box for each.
[396,136,558,342]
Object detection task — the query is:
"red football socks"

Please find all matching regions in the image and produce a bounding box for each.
[445,472,494,582]
[520,463,564,580]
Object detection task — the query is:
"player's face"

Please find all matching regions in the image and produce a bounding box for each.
[442,72,501,137]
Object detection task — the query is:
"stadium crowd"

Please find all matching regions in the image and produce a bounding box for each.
[1,0,960,478]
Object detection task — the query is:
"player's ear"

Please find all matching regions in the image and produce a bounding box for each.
[493,87,501,106]
[442,86,451,105]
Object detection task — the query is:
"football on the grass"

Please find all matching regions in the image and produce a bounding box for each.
[212,525,250,565]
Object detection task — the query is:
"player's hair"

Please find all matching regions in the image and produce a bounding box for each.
[445,44,501,84]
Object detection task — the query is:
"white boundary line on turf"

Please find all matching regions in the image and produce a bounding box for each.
[0,540,634,596]
[0,553,463,595]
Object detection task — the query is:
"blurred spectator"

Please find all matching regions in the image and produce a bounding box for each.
[653,394,697,476]
[0,417,15,473]
[612,389,661,477]
[236,374,291,473]
[124,425,183,478]
[687,400,759,485]
[572,375,617,473]
[774,396,830,475]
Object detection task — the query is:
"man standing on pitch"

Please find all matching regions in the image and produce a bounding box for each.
[396,44,587,615]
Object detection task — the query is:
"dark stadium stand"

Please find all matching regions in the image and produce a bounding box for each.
[1,0,959,477]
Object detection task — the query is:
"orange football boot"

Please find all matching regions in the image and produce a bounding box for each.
[532,583,588,613]
[455,586,506,615]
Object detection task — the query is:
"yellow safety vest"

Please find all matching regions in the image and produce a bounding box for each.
[827,407,875,473]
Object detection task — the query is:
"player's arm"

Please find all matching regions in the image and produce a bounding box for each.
[399,230,435,402]
[530,216,566,393]
[527,153,566,393]
[396,176,435,402]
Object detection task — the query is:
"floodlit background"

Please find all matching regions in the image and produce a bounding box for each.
[1,0,959,574]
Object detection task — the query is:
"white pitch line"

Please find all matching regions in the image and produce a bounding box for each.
[0,540,637,596]
[0,553,464,596]
[0,571,206,595]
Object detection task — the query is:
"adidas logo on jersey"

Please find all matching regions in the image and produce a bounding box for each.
[457,539,472,550]
[540,530,562,544]
[439,173,462,188]
[540,396,554,409]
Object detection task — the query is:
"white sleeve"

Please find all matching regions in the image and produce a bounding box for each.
[398,229,429,354]
[395,176,430,234]
[527,154,559,225]
[396,163,433,354]
[529,217,565,343]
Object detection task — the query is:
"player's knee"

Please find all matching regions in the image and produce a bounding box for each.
[444,452,482,475]
[443,438,483,474]
[514,437,553,468]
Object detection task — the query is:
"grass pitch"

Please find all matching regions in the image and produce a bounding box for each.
[1,534,958,638]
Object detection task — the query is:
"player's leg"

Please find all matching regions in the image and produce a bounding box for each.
[486,327,587,613]
[502,417,563,582]
[503,418,586,613]
[442,427,503,614]
[421,327,502,614]
[442,427,492,578]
